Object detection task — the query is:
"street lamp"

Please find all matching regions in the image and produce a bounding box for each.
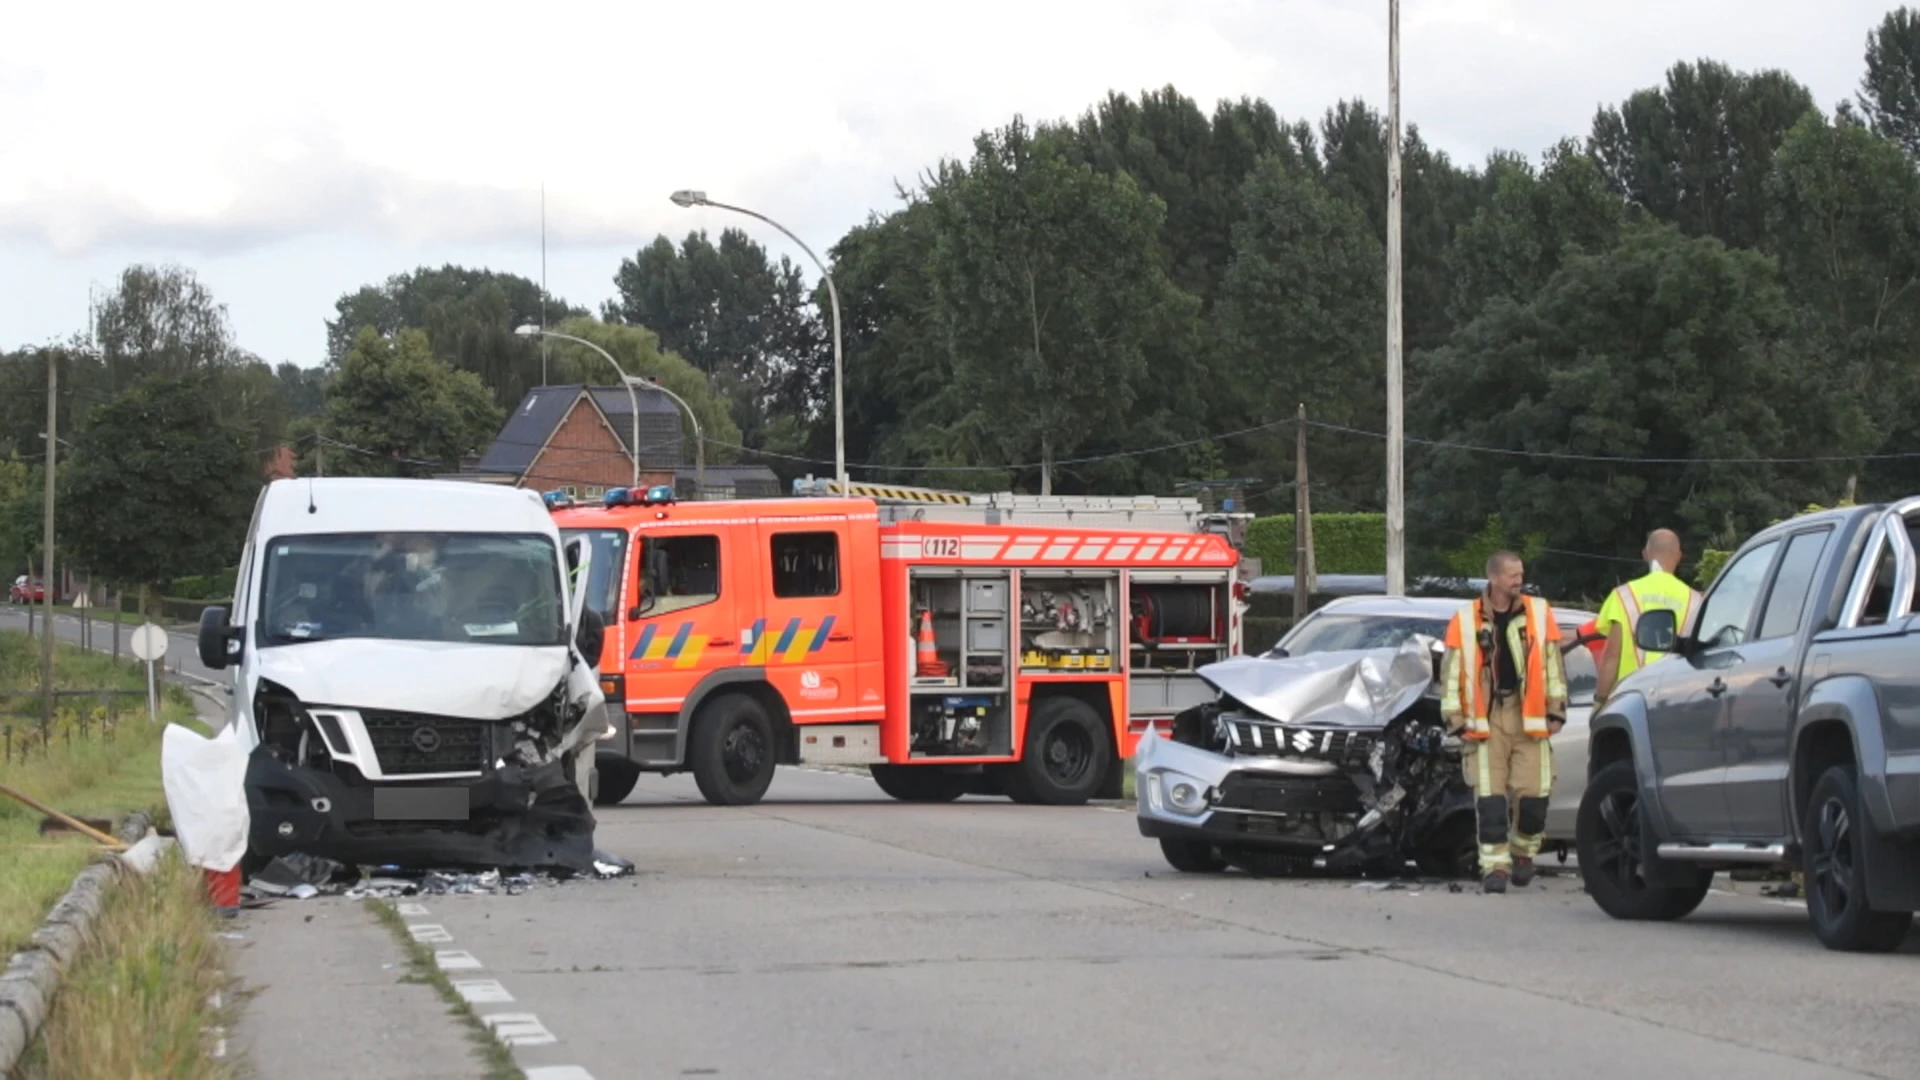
[514,326,706,496]
[669,189,846,491]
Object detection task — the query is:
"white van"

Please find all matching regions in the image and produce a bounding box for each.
[196,477,609,873]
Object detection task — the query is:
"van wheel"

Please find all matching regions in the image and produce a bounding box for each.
[1804,765,1914,952]
[1008,696,1110,806]
[594,759,641,806]
[689,695,776,806]
[1576,760,1711,920]
[870,765,970,802]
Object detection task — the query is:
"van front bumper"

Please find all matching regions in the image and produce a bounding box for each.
[245,750,597,873]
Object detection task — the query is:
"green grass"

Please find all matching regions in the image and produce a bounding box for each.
[366,899,526,1080]
[0,629,199,956]
[18,850,241,1080]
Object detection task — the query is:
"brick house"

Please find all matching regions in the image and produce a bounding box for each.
[455,384,781,501]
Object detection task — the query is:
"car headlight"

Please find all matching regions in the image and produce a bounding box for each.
[1144,770,1210,816]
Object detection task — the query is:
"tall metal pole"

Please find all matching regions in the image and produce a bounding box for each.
[670,193,845,489]
[632,377,704,499]
[1384,0,1407,597]
[40,350,57,733]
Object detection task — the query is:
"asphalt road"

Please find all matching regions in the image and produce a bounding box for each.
[0,604,226,687]
[387,767,1920,1080]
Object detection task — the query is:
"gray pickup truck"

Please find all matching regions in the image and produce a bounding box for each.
[1578,499,1920,952]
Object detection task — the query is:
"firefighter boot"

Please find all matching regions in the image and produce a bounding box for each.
[1482,870,1509,894]
[1511,857,1536,888]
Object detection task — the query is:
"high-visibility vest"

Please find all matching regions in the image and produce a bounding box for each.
[1601,571,1701,680]
[1442,595,1565,740]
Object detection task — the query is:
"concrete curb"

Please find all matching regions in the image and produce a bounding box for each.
[0,809,155,1073]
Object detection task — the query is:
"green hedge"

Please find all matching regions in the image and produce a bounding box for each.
[1244,514,1386,575]
[167,569,237,601]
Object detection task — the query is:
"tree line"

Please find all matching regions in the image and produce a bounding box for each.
[4,7,1919,602]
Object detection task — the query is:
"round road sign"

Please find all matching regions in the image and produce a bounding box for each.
[130,622,168,663]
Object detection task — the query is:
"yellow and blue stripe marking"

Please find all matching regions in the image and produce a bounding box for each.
[631,615,837,668]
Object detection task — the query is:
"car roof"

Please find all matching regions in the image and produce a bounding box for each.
[1310,594,1596,623]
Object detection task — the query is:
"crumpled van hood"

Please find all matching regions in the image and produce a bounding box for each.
[1197,635,1438,728]
[252,638,571,719]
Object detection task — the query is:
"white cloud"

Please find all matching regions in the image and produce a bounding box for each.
[0,0,1896,364]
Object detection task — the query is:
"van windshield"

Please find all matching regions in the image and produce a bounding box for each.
[258,532,565,647]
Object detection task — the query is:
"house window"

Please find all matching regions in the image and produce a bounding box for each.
[585,487,605,500]
[563,485,578,498]
[771,532,840,598]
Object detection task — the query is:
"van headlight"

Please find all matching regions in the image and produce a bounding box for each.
[1145,770,1211,816]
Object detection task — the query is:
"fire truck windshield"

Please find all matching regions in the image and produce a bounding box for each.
[560,528,628,623]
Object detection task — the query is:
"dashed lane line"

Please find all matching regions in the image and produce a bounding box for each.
[405,904,594,1078]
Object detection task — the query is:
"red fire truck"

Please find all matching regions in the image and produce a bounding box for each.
[549,481,1255,807]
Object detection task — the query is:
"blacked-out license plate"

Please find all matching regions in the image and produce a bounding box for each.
[373,786,470,820]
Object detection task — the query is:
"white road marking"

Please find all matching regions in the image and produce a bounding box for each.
[452,979,515,1005]
[434,950,482,971]
[397,902,430,916]
[526,1069,596,1080]
[483,1013,559,1047]
[408,923,454,944]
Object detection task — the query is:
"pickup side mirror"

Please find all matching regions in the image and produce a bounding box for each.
[1634,609,1680,655]
[198,605,239,670]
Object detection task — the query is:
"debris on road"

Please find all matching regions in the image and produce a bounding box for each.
[242,848,637,902]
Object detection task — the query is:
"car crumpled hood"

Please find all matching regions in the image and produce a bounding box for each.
[252,638,573,719]
[1197,636,1438,728]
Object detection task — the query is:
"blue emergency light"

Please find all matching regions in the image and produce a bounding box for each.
[603,485,676,508]
[542,490,575,510]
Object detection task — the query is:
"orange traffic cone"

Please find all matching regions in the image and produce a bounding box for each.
[916,609,949,678]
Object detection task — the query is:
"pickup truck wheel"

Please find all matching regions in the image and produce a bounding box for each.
[1009,696,1110,806]
[1158,838,1227,873]
[593,758,641,806]
[689,694,776,806]
[870,764,970,802]
[1803,765,1915,953]
[1576,760,1711,921]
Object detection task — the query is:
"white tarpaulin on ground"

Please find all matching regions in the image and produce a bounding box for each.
[161,721,250,873]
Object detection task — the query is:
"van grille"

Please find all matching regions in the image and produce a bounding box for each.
[362,710,490,776]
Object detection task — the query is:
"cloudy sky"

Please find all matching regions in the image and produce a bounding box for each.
[0,0,1900,368]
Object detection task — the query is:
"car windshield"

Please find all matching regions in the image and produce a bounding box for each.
[1272,613,1448,655]
[259,532,565,647]
[561,527,629,623]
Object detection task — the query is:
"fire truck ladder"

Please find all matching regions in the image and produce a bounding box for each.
[791,476,1250,543]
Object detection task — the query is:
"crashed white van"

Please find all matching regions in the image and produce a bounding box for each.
[196,477,609,873]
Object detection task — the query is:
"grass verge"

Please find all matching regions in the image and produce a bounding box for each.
[366,899,525,1080]
[18,850,240,1080]
[0,630,201,957]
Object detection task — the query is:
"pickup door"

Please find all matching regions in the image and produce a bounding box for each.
[1720,526,1835,837]
[1646,537,1781,838]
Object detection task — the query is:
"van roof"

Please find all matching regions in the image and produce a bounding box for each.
[256,478,555,539]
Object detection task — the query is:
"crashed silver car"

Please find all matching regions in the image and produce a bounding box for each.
[1136,636,1477,876]
[195,478,611,875]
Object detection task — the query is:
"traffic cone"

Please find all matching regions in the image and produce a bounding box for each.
[204,863,242,917]
[916,609,949,678]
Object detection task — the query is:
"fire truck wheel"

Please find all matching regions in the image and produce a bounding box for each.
[870,764,970,802]
[1010,696,1111,806]
[689,694,777,805]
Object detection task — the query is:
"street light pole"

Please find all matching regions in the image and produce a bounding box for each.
[515,326,639,488]
[1384,0,1406,597]
[40,350,57,733]
[670,190,845,490]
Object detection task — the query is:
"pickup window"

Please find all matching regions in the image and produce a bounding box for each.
[1755,529,1832,640]
[1696,540,1779,648]
[1842,512,1920,628]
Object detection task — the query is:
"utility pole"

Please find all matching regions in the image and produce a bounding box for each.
[1384,0,1407,596]
[40,350,57,734]
[1294,403,1317,622]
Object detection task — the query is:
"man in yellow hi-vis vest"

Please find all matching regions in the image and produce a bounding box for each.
[1593,529,1702,704]
[1440,551,1568,893]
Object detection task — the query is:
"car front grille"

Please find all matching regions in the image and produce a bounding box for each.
[1214,772,1363,815]
[361,710,490,776]
[1223,719,1377,768]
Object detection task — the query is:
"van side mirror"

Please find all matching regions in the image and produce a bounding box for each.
[198,605,240,670]
[1634,609,1679,655]
[575,606,605,666]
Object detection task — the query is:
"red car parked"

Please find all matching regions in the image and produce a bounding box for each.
[8,576,46,603]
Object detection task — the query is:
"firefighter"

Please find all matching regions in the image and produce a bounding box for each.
[1592,529,1702,704]
[1440,550,1568,893]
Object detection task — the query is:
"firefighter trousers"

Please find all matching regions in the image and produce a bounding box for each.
[1461,696,1554,876]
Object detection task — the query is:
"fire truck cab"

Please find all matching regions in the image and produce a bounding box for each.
[551,481,1252,808]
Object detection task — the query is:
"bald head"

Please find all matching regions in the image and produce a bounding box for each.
[1645,529,1682,572]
